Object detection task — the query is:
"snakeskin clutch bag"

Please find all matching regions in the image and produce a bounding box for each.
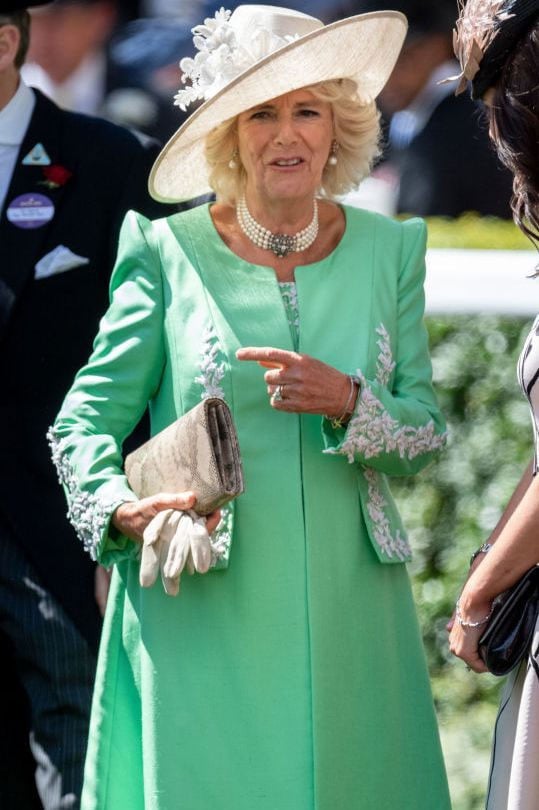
[124,397,244,515]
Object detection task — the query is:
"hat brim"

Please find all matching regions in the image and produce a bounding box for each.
[149,10,407,203]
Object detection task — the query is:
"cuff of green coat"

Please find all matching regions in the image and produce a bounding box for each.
[97,497,140,568]
[322,372,447,465]
[48,426,140,564]
[81,478,139,565]
[321,371,373,461]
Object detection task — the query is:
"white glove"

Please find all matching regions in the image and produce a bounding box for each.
[140,509,212,596]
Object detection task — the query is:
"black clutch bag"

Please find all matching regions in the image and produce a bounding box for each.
[478,565,539,676]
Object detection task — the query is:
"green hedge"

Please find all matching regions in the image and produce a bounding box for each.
[425,214,531,250]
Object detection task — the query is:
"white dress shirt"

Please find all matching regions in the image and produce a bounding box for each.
[389,60,460,150]
[0,79,35,214]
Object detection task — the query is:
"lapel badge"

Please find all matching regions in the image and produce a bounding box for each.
[6,193,55,229]
[22,143,51,166]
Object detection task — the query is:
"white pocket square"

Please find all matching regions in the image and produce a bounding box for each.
[34,245,90,279]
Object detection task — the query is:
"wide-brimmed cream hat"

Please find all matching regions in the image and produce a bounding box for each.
[149,4,407,203]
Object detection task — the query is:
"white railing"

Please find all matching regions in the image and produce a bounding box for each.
[425,249,538,314]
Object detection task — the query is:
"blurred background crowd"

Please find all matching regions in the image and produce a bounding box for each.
[21,0,513,218]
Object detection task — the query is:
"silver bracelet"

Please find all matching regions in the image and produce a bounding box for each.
[469,542,493,567]
[455,598,493,629]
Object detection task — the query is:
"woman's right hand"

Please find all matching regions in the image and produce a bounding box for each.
[113,493,222,596]
[447,549,492,672]
[448,586,491,674]
[113,492,221,541]
[446,549,490,632]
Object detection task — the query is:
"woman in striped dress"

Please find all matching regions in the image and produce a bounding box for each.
[448,2,539,808]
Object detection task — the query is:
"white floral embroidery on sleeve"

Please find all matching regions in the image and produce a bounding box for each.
[363,468,411,560]
[375,324,395,387]
[47,427,117,561]
[328,323,446,464]
[195,324,226,399]
[338,373,446,463]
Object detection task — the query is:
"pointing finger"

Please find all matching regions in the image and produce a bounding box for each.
[236,347,300,367]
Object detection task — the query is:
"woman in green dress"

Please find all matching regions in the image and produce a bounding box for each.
[49,5,451,809]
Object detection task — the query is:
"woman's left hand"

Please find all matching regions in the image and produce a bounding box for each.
[236,346,355,418]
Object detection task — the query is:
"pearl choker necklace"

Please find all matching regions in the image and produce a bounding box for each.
[237,195,319,258]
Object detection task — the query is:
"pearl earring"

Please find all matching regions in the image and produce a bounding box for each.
[228,149,238,170]
[328,141,339,166]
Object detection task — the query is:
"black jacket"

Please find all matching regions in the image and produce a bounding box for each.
[394,92,513,218]
[0,89,174,650]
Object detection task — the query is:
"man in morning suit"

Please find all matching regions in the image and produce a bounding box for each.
[0,3,174,807]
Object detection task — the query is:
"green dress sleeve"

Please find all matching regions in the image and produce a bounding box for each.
[48,210,166,566]
[322,218,447,476]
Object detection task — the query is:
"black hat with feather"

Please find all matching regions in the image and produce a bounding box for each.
[453,0,539,99]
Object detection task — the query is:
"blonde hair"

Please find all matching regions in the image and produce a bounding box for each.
[204,78,381,204]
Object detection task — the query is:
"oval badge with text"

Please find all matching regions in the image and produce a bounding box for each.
[6,193,55,229]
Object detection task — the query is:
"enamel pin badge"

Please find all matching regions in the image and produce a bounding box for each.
[22,143,51,166]
[7,193,55,229]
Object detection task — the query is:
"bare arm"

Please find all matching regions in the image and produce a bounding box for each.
[487,459,534,543]
[464,463,539,603]
[449,459,539,671]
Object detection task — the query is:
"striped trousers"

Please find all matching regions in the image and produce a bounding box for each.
[0,523,97,810]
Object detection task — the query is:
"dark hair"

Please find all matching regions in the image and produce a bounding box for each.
[488,24,539,246]
[0,10,30,69]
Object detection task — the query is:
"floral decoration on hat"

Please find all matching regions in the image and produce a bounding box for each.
[175,7,298,111]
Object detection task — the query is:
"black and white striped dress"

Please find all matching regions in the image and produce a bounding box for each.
[519,315,539,472]
[487,315,539,810]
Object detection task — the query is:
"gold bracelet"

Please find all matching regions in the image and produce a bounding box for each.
[326,375,360,429]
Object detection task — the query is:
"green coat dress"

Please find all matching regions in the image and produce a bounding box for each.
[50,203,451,810]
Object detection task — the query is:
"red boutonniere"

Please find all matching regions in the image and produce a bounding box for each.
[39,164,73,189]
